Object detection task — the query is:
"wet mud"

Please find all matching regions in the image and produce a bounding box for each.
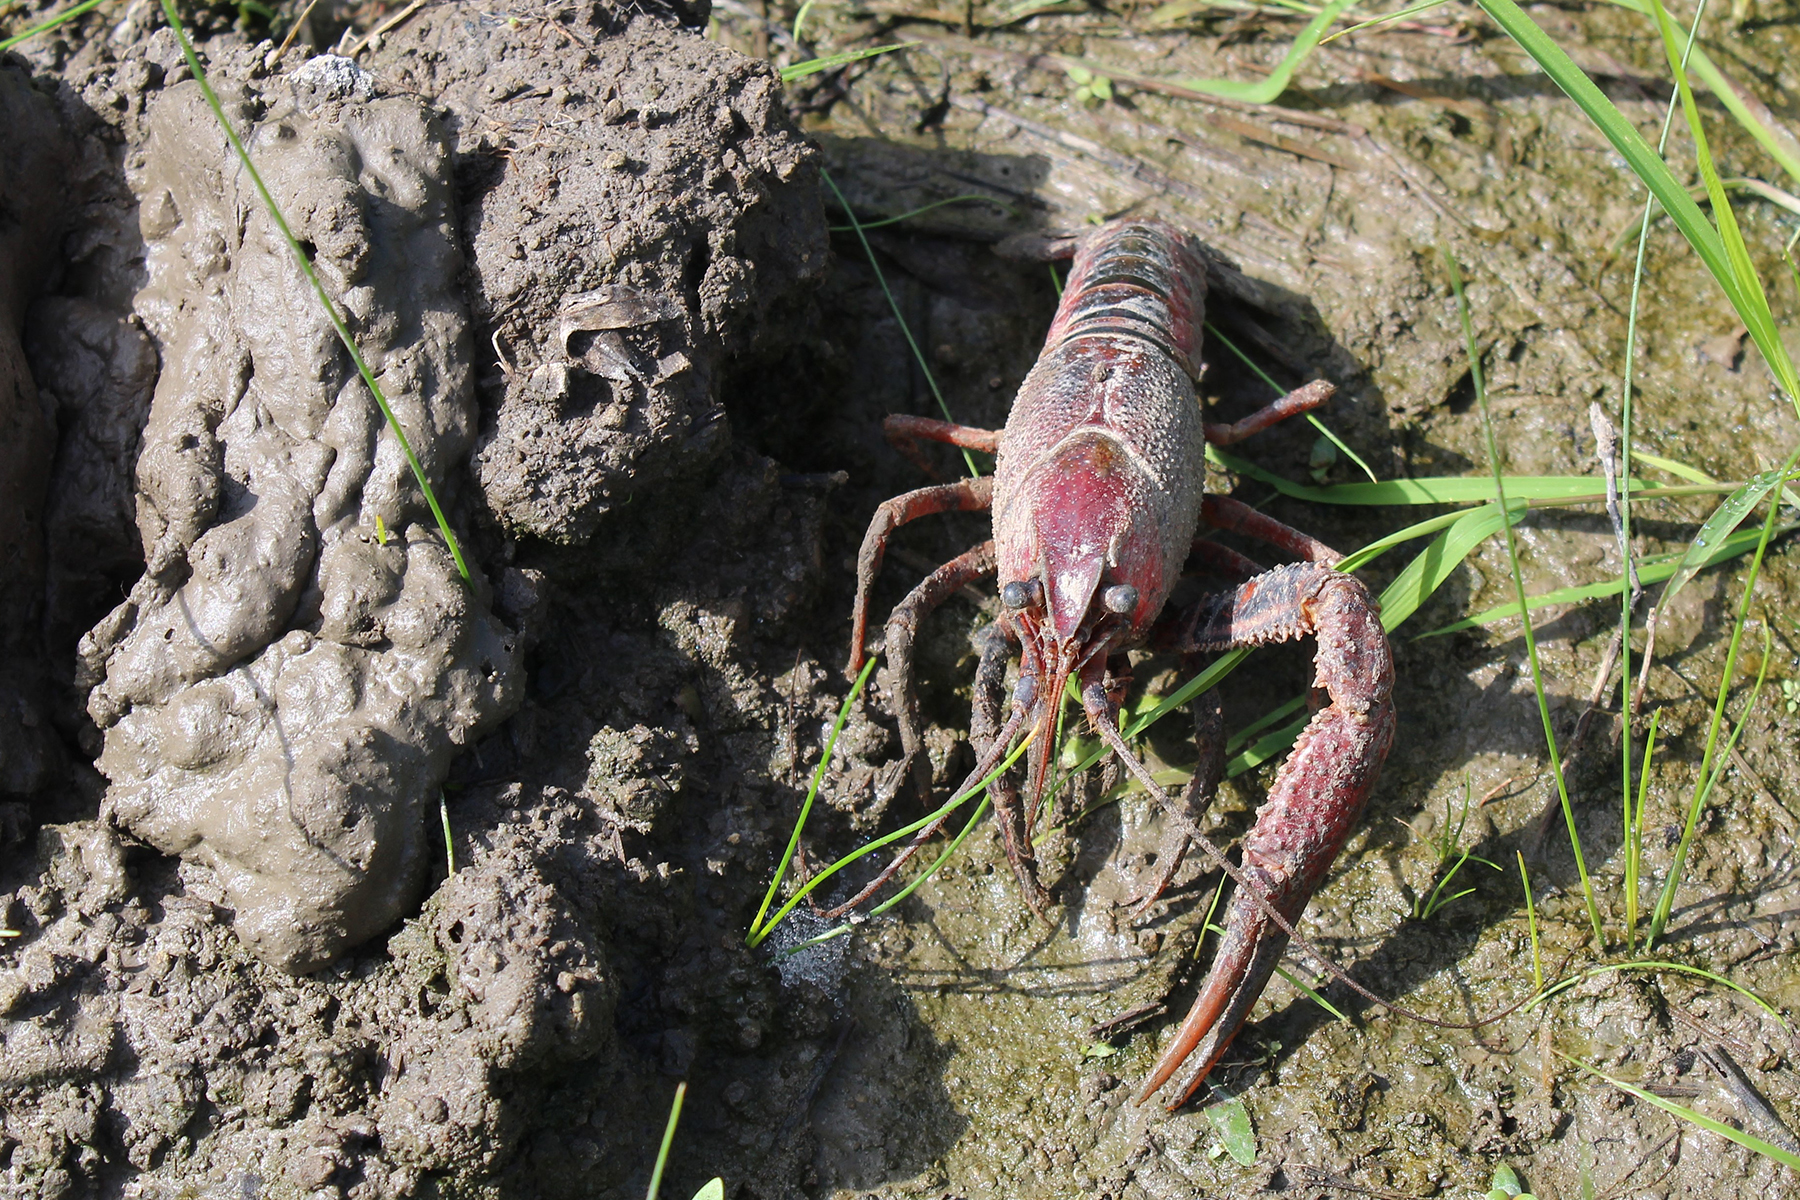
[2,1,1799,1198]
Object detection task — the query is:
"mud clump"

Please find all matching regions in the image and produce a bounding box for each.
[76,57,522,972]
[368,6,825,543]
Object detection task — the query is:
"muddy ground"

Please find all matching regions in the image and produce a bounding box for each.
[2,0,1799,1197]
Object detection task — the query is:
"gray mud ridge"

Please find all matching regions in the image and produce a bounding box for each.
[75,55,523,974]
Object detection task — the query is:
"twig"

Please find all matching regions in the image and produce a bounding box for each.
[1291,1165,1424,1199]
[344,0,425,56]
[274,0,321,58]
[1668,1009,1800,1156]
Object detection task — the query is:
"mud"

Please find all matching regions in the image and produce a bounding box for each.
[2,0,1799,1198]
[0,62,74,802]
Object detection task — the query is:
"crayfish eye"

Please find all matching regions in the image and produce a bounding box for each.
[1102,583,1138,614]
[1001,579,1044,610]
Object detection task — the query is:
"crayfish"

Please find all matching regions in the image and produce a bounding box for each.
[842,218,1395,1109]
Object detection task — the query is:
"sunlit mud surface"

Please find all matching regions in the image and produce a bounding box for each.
[1,1,1798,1197]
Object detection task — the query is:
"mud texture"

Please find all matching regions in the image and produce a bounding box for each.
[0,63,73,803]
[69,52,521,974]
[368,3,825,542]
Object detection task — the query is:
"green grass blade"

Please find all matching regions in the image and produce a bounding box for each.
[1559,1053,1800,1170]
[1319,0,1453,44]
[780,42,914,83]
[1205,323,1377,483]
[749,732,1034,946]
[1226,713,1309,777]
[1647,620,1777,947]
[1474,0,1800,407]
[1632,450,1716,485]
[821,168,979,477]
[748,657,878,942]
[646,1081,687,1200]
[1274,963,1351,1022]
[1209,449,1642,505]
[1625,709,1660,953]
[1375,502,1524,632]
[1518,852,1542,994]
[1652,468,1794,616]
[1225,695,1308,754]
[0,0,107,50]
[158,0,470,581]
[829,194,1019,232]
[1446,247,1603,949]
[1417,521,1797,637]
[1171,0,1359,102]
[1646,0,1798,412]
[1585,960,1789,1028]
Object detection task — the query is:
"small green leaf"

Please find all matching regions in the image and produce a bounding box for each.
[1490,1163,1526,1197]
[1204,1094,1257,1166]
[1657,469,1792,616]
[779,42,914,83]
[690,1180,724,1200]
[1083,1042,1120,1058]
[1064,63,1093,85]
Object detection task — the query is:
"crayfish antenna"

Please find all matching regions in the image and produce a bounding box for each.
[821,706,1029,920]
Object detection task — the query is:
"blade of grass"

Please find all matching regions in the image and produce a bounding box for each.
[1417,520,1797,637]
[1656,469,1796,619]
[1648,0,1794,403]
[787,783,1003,950]
[1274,963,1351,1022]
[1560,1052,1800,1170]
[1446,247,1603,950]
[1473,0,1800,410]
[1319,0,1453,43]
[1226,713,1309,776]
[646,1081,687,1200]
[1596,0,1800,190]
[821,168,978,478]
[1204,322,1377,482]
[780,42,914,83]
[1209,448,1680,505]
[1375,501,1525,632]
[828,194,1020,232]
[748,657,878,941]
[1625,709,1660,953]
[1225,695,1307,754]
[1171,0,1360,103]
[1647,622,1777,947]
[0,0,108,50]
[158,0,469,580]
[749,731,1034,947]
[1518,852,1542,994]
[1528,959,1786,1026]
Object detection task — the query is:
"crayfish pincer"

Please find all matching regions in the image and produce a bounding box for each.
[842,218,1395,1109]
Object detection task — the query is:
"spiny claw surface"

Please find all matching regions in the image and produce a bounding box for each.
[1138,566,1394,1110]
